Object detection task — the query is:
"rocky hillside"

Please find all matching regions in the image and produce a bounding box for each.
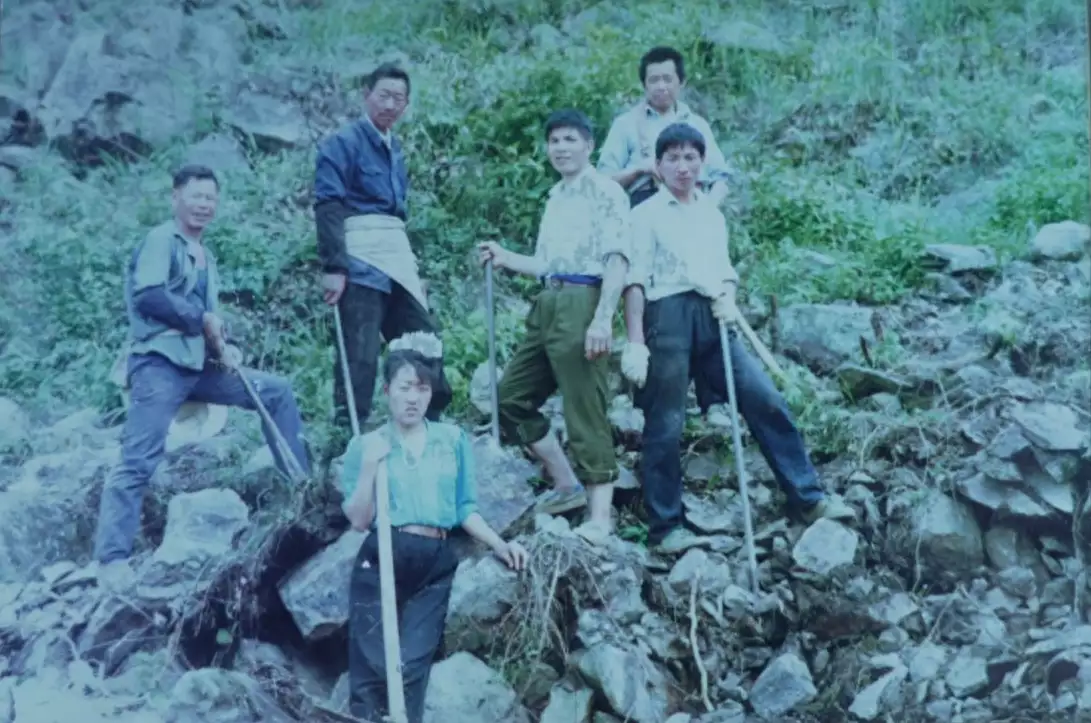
[1,0,1090,721]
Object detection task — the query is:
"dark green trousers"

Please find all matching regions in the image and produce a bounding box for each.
[497,284,616,486]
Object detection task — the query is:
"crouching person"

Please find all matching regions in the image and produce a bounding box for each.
[620,124,855,555]
[340,337,529,723]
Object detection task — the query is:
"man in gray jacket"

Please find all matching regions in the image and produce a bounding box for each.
[94,164,311,590]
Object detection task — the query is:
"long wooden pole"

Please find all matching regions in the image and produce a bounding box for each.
[719,322,760,595]
[333,305,407,723]
[485,259,500,442]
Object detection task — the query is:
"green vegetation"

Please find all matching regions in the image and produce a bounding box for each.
[2,0,1086,456]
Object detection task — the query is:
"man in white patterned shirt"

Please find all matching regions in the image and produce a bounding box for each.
[597,46,733,208]
[620,123,855,554]
[479,109,632,543]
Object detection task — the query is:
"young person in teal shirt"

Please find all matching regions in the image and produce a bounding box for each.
[339,337,528,723]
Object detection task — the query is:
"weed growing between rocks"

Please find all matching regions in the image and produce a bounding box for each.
[1,0,1090,720]
[485,527,616,689]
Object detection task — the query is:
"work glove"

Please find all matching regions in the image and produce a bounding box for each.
[620,342,650,388]
[711,293,740,326]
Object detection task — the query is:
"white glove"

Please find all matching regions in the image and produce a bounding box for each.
[620,342,650,388]
[711,294,740,325]
[221,343,244,368]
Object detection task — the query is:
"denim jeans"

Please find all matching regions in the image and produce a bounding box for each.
[93,352,311,564]
[634,292,825,544]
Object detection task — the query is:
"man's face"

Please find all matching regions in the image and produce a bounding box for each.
[546,126,593,177]
[172,178,219,232]
[643,59,682,112]
[364,77,409,132]
[657,143,703,196]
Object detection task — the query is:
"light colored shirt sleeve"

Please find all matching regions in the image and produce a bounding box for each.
[131,229,176,293]
[205,254,220,314]
[454,430,479,524]
[713,205,740,285]
[590,179,632,266]
[596,113,635,176]
[531,195,552,266]
[626,202,655,290]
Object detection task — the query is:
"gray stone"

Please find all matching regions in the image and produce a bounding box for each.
[223,89,310,152]
[911,491,984,580]
[748,652,817,720]
[922,244,998,274]
[576,644,669,723]
[423,652,531,723]
[1030,221,1090,262]
[697,703,746,722]
[445,555,520,654]
[956,473,1052,521]
[140,488,249,596]
[1011,402,1086,452]
[791,518,858,575]
[907,641,949,682]
[944,650,989,697]
[185,134,248,174]
[848,665,907,720]
[278,530,366,641]
[0,444,118,578]
[539,684,593,723]
[776,303,875,374]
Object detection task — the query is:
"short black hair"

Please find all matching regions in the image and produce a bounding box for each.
[365,63,411,96]
[383,349,436,388]
[639,46,686,84]
[544,109,593,142]
[173,164,219,190]
[655,123,706,161]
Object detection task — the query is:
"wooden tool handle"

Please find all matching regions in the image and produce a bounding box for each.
[736,317,789,384]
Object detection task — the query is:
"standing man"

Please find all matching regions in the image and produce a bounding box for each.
[478,109,631,543]
[313,62,452,460]
[95,164,312,589]
[597,46,734,208]
[620,124,855,555]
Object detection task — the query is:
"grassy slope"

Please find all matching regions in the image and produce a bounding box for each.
[1,0,1086,456]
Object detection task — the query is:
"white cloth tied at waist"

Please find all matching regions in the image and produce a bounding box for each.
[344,214,428,310]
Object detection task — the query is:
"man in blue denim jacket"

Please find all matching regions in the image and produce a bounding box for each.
[94,164,311,590]
[313,63,453,463]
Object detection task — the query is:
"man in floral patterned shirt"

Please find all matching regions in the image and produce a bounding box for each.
[620,123,855,555]
[479,109,631,543]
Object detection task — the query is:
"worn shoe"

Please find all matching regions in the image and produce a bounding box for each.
[705,405,733,429]
[575,519,613,545]
[652,527,714,555]
[801,494,857,524]
[536,485,588,515]
[96,559,136,592]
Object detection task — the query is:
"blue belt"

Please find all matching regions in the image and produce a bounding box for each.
[543,273,602,287]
